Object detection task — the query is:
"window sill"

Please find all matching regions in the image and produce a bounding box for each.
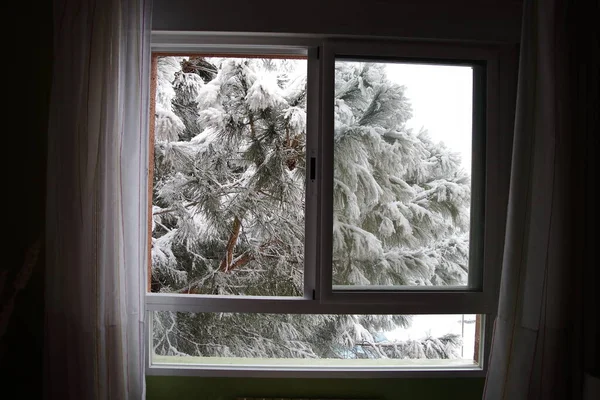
[147,357,484,378]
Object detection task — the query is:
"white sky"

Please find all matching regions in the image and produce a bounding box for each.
[385,63,473,169]
[383,64,475,358]
[387,314,476,360]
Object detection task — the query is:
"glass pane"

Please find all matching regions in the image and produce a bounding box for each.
[332,60,473,289]
[152,311,480,367]
[151,55,307,295]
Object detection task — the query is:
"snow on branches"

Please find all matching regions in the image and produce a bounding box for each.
[151,56,471,361]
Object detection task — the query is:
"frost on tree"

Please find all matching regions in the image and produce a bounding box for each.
[151,56,470,361]
[332,61,470,288]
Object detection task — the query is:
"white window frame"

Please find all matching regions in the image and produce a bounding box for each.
[319,40,500,310]
[146,31,507,379]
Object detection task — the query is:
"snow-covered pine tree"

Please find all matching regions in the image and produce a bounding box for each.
[332,61,470,288]
[151,56,469,361]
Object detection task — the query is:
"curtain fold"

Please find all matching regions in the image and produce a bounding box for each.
[483,0,592,398]
[45,1,152,398]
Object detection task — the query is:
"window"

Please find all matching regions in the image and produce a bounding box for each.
[146,33,504,377]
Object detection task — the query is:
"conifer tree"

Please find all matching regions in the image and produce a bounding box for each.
[151,56,469,360]
[331,62,470,288]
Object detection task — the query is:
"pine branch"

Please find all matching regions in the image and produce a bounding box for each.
[229,252,254,271]
[176,241,274,294]
[153,200,201,216]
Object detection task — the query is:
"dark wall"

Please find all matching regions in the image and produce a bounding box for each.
[153,0,523,43]
[0,0,52,396]
[147,376,485,400]
[572,0,600,380]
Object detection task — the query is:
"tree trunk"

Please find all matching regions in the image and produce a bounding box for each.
[248,114,256,138]
[220,217,242,272]
[474,314,481,363]
[229,253,253,271]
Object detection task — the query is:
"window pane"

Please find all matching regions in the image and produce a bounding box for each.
[152,311,480,367]
[332,60,473,289]
[151,55,307,295]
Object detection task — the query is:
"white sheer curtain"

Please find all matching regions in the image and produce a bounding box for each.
[483,0,596,398]
[45,0,152,398]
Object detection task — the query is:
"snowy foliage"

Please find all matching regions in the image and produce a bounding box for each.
[151,56,471,361]
[331,62,470,288]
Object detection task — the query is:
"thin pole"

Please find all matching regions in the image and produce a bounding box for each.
[461,314,465,358]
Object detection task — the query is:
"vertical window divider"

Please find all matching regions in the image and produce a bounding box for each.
[318,41,336,303]
[304,45,321,300]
